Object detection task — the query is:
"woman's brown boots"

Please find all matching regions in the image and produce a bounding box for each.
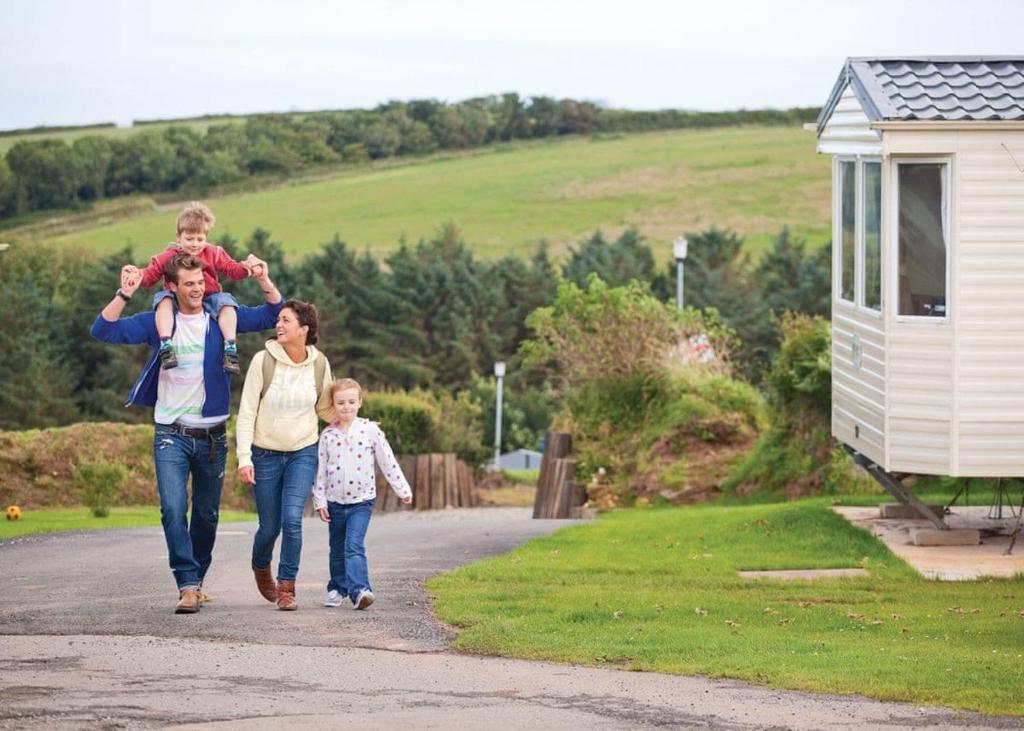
[252,564,278,602]
[276,580,297,611]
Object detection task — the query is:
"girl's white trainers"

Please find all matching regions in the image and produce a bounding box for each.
[324,590,344,607]
[354,589,375,610]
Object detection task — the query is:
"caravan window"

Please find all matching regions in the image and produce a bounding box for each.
[897,162,948,318]
[839,161,856,302]
[863,162,882,311]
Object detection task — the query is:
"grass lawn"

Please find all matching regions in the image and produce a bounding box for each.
[428,500,1024,716]
[0,506,256,540]
[501,468,540,485]
[27,126,829,261]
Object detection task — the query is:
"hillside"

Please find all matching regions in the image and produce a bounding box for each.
[21,126,829,260]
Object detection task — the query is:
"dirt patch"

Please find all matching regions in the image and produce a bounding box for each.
[631,429,757,505]
[0,422,253,510]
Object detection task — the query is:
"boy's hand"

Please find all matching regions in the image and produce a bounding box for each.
[317,506,330,522]
[120,267,141,296]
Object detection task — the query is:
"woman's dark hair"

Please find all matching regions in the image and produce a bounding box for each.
[283,299,319,345]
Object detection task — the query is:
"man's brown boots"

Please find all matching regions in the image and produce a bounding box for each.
[175,588,200,614]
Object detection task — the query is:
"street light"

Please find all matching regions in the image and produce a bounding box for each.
[493,361,506,469]
[673,236,688,310]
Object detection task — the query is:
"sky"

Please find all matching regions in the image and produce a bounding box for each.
[2,0,1022,130]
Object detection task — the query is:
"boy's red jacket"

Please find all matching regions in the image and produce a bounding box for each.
[140,244,249,294]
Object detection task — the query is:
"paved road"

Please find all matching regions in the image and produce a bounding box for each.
[1,508,1020,730]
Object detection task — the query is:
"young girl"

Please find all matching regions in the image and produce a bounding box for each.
[313,378,412,609]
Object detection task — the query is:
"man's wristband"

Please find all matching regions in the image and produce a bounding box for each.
[116,288,132,302]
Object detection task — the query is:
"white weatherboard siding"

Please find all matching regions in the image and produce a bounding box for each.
[818,86,882,156]
[832,306,885,464]
[882,132,956,475]
[954,130,1024,475]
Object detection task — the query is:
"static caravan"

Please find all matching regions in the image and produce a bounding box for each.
[815,57,1024,526]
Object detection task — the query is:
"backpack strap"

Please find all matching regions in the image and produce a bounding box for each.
[260,349,325,402]
[260,349,276,401]
[313,352,326,395]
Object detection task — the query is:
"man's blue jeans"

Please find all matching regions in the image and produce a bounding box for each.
[326,498,375,603]
[153,425,228,590]
[250,444,317,582]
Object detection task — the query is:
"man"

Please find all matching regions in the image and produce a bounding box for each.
[92,252,283,613]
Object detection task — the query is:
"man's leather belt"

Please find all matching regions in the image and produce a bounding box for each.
[169,422,227,439]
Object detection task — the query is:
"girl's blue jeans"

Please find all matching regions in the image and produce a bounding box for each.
[326,498,375,603]
[250,444,317,581]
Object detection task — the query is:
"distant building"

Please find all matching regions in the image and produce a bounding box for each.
[815,57,1024,476]
[497,449,543,470]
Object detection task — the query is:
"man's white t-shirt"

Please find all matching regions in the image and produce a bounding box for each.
[154,312,225,427]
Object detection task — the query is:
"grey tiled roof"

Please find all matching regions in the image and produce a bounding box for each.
[817,57,1024,134]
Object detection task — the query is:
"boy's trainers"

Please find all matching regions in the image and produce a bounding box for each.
[223,350,240,374]
[324,590,344,607]
[159,346,179,370]
[354,589,374,610]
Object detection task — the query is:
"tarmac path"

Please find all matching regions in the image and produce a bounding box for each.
[1,507,1020,730]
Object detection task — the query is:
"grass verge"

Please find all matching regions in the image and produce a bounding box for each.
[428,500,1024,716]
[0,506,256,540]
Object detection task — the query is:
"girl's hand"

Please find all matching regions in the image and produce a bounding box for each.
[401,495,412,505]
[237,466,255,484]
[317,506,330,522]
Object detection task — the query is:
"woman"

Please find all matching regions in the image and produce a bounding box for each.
[236,299,334,610]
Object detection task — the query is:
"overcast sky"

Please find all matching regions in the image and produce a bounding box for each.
[2,0,1021,130]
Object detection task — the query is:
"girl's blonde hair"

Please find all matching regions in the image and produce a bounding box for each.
[329,378,363,399]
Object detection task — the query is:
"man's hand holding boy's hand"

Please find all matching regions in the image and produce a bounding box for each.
[244,254,269,280]
[120,266,141,296]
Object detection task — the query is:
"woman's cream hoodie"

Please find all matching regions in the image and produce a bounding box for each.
[235,340,334,470]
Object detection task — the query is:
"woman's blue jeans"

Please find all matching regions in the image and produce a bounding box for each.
[250,444,317,581]
[326,499,375,603]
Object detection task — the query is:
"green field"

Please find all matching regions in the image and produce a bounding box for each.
[25,126,830,261]
[428,500,1024,716]
[0,118,235,155]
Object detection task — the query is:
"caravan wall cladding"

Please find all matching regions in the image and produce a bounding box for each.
[833,125,1024,477]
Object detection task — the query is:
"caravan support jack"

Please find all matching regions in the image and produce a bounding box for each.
[843,445,947,530]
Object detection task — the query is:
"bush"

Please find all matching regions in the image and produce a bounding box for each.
[360,388,490,466]
[73,458,127,518]
[521,277,759,501]
[361,391,438,455]
[724,313,873,497]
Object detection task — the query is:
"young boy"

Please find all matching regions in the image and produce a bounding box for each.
[122,202,254,374]
[313,378,412,609]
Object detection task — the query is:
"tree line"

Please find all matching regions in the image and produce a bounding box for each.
[0,224,830,454]
[0,96,818,220]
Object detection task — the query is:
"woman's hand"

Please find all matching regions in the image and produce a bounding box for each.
[237,466,255,484]
[317,506,330,522]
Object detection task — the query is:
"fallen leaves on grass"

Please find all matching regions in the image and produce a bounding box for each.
[694,607,708,616]
[724,619,741,628]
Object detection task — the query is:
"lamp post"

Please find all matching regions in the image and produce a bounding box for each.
[673,236,688,310]
[493,361,506,469]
